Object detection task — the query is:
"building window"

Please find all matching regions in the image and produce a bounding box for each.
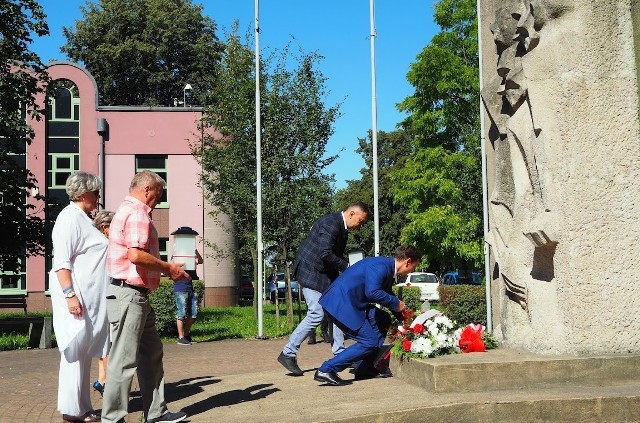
[49,153,79,189]
[159,237,169,263]
[0,261,27,291]
[45,80,81,290]
[47,83,80,121]
[135,155,168,208]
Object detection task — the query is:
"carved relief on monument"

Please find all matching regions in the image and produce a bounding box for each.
[482,0,571,311]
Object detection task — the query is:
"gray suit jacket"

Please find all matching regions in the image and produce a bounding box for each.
[292,211,349,293]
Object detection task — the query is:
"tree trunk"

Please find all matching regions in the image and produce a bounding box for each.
[283,246,294,328]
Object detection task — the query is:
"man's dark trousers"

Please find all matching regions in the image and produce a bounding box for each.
[318,307,384,374]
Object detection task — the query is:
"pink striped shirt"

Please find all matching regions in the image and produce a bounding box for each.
[107,195,161,290]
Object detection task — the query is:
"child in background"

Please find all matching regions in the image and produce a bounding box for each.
[92,210,115,396]
[173,250,203,345]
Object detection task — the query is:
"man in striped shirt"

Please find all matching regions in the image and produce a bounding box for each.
[102,170,190,423]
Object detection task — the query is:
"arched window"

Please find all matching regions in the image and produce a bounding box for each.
[47,80,80,121]
[45,80,81,290]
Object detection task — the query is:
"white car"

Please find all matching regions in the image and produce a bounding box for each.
[395,272,440,302]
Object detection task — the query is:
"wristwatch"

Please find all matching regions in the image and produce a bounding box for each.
[64,291,76,299]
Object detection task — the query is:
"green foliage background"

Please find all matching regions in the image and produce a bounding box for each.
[438,285,487,326]
[392,285,423,313]
[61,0,223,106]
[0,0,51,273]
[391,0,483,272]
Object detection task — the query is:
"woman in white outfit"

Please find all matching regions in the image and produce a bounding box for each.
[49,171,110,423]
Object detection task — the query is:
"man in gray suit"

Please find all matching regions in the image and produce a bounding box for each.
[277,202,369,376]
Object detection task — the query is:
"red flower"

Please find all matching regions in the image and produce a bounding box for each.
[412,323,424,334]
[402,339,412,352]
[401,309,414,321]
[458,324,486,353]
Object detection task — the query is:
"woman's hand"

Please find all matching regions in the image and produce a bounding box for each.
[66,296,83,316]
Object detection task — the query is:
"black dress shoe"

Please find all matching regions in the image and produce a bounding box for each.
[62,411,101,422]
[354,367,393,380]
[321,331,332,344]
[314,370,348,386]
[277,352,303,376]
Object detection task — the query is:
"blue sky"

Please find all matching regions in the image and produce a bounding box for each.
[32,0,438,189]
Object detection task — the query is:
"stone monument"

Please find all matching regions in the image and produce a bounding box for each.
[480,0,640,354]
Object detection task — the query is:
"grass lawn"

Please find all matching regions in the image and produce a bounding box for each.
[0,302,308,351]
[163,302,309,343]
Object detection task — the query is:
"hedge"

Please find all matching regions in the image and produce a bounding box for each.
[149,279,205,336]
[437,284,487,326]
[392,285,423,313]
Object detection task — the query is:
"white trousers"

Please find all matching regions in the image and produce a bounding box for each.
[58,351,93,415]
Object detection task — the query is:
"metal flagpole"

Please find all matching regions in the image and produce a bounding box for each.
[477,0,492,332]
[255,0,265,338]
[370,0,380,256]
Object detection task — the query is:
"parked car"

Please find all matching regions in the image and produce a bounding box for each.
[267,272,301,303]
[395,272,440,302]
[441,271,482,286]
[239,274,254,305]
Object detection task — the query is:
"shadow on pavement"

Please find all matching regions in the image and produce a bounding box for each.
[130,375,221,412]
[182,383,280,417]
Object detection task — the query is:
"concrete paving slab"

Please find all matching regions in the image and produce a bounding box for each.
[1,338,639,422]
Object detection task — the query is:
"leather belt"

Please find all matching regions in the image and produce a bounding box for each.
[111,278,149,294]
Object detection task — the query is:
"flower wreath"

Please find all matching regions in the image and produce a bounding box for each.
[389,309,495,360]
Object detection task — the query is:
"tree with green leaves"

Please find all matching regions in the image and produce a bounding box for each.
[61,0,223,106]
[195,29,338,326]
[0,0,50,273]
[335,129,413,258]
[392,0,482,272]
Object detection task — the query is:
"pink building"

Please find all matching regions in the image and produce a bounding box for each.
[3,62,237,310]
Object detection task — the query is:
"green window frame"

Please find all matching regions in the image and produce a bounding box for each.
[135,155,169,208]
[49,153,78,189]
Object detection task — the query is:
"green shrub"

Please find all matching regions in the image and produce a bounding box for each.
[149,279,205,336]
[438,285,487,326]
[0,333,29,351]
[392,285,422,312]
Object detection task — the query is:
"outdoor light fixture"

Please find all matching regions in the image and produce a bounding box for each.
[170,226,199,270]
[183,83,192,107]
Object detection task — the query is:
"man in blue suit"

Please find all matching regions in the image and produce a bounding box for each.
[314,245,422,386]
[277,202,370,376]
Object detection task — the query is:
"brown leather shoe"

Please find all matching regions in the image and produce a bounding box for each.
[62,411,101,422]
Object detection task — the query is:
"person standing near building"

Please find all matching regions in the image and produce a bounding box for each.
[173,249,203,346]
[50,171,109,423]
[101,170,189,423]
[277,202,369,376]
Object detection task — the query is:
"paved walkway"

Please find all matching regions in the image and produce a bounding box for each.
[3,338,640,423]
[0,337,415,423]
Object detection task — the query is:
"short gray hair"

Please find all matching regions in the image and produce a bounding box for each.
[130,170,166,192]
[93,210,115,228]
[66,171,102,201]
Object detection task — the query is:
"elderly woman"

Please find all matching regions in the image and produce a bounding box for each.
[91,210,115,397]
[49,171,109,423]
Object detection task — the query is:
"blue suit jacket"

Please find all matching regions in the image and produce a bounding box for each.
[292,211,349,293]
[319,256,400,332]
